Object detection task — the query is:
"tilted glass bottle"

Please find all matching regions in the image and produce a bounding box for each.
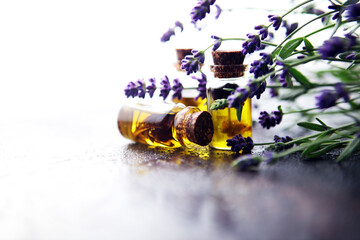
[171,48,207,111]
[206,50,252,150]
[118,100,214,148]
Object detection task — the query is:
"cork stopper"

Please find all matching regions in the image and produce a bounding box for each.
[211,50,246,78]
[174,107,214,146]
[186,111,214,146]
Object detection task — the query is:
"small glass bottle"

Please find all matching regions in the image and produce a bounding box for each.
[117,101,214,148]
[207,50,252,150]
[171,48,207,111]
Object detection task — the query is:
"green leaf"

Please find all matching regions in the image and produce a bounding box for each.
[303,38,314,56]
[297,122,329,131]
[306,142,346,159]
[210,99,228,110]
[315,118,329,128]
[316,69,360,83]
[337,137,360,162]
[287,67,313,88]
[236,104,243,122]
[279,38,303,59]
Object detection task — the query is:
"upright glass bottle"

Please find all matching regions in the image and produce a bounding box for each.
[206,50,252,150]
[118,101,214,148]
[171,48,207,111]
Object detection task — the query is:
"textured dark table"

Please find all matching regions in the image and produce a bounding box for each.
[1,105,359,240]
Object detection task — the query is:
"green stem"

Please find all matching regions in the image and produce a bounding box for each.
[222,38,278,47]
[281,0,313,18]
[272,11,336,54]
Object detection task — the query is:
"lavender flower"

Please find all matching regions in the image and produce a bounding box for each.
[273,135,294,151]
[282,20,298,36]
[268,15,282,30]
[335,83,350,102]
[124,81,138,98]
[315,90,337,109]
[249,52,273,78]
[181,50,205,75]
[159,76,171,100]
[146,78,156,98]
[328,4,342,20]
[211,35,222,51]
[263,152,276,164]
[190,0,216,23]
[172,78,183,100]
[345,3,360,20]
[259,109,283,129]
[160,21,184,42]
[214,4,222,19]
[192,73,207,100]
[346,52,356,60]
[248,80,267,99]
[174,21,184,32]
[233,155,260,171]
[242,34,261,55]
[318,37,351,59]
[226,134,254,154]
[254,25,269,40]
[227,87,249,109]
[136,79,146,98]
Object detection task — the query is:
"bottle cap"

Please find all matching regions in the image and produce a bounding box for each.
[212,50,244,65]
[186,111,214,146]
[175,107,214,146]
[211,50,246,78]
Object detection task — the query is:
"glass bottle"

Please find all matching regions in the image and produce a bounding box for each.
[171,48,207,111]
[206,50,252,150]
[117,100,214,148]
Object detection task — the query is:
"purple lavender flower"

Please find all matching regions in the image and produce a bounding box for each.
[192,73,207,100]
[249,52,273,78]
[124,81,138,98]
[211,35,222,51]
[335,83,350,102]
[181,50,205,75]
[318,37,350,59]
[172,78,183,100]
[315,90,337,109]
[259,109,283,129]
[273,135,294,151]
[146,78,156,98]
[268,15,282,30]
[346,52,356,60]
[226,134,254,154]
[214,4,222,19]
[136,79,146,98]
[242,34,261,55]
[160,21,184,42]
[248,80,267,99]
[233,155,260,171]
[254,25,269,40]
[160,28,175,42]
[328,4,342,20]
[190,0,216,23]
[345,33,358,47]
[279,68,290,87]
[174,21,184,32]
[263,152,276,164]
[282,20,298,36]
[159,76,171,100]
[227,87,249,109]
[345,3,360,20]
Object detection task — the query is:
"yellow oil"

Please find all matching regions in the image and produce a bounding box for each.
[172,97,207,111]
[209,98,252,150]
[172,89,207,111]
[118,102,183,148]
